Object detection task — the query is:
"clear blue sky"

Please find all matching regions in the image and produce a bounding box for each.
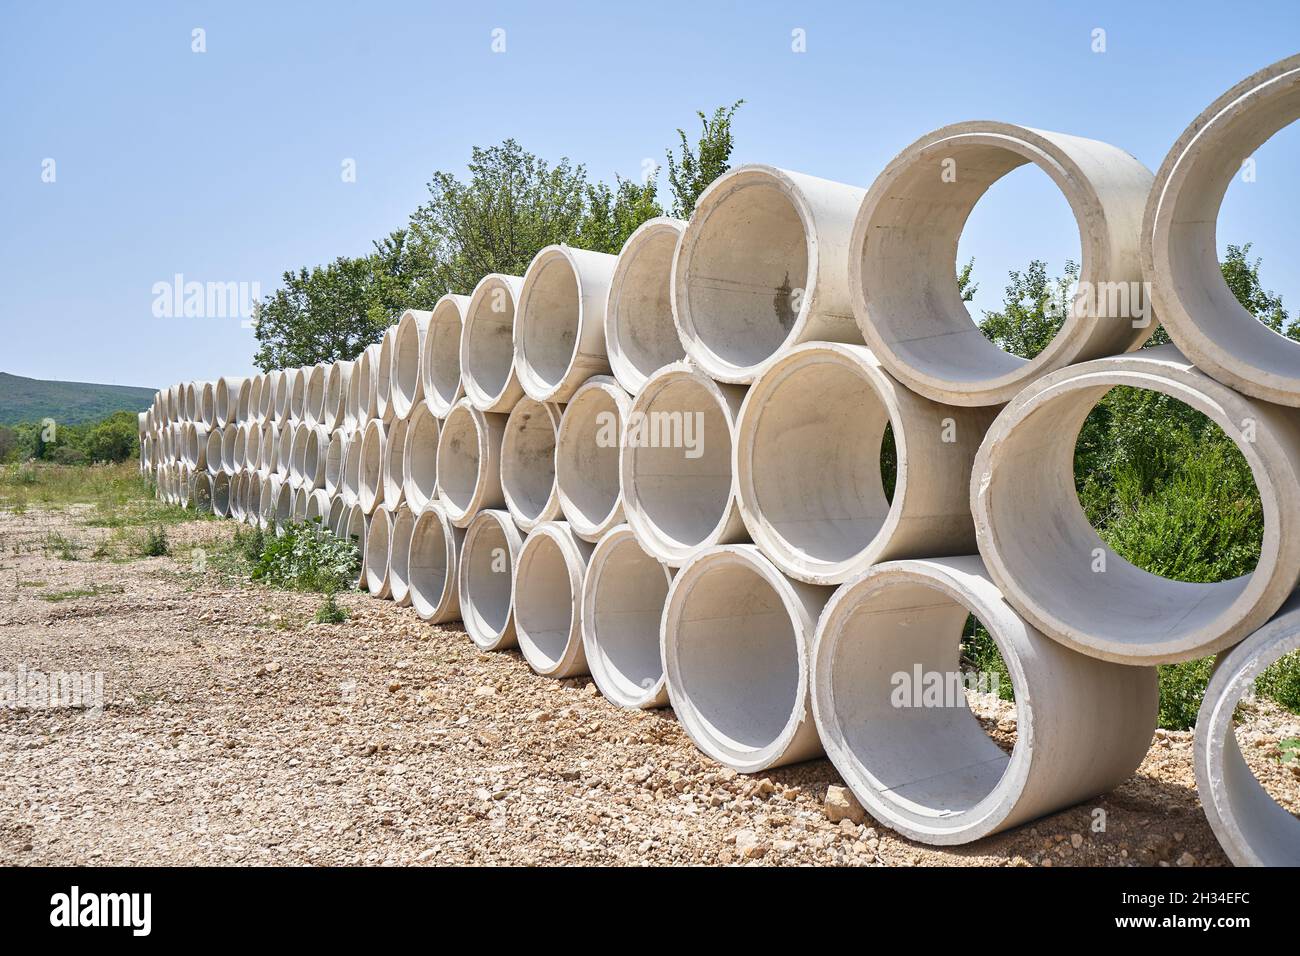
[2,1,1296,389]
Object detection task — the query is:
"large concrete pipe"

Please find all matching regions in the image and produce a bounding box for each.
[275,421,295,478]
[303,363,327,427]
[305,488,331,524]
[345,503,368,586]
[274,479,293,533]
[199,381,217,428]
[972,344,1300,664]
[259,372,277,423]
[325,428,349,498]
[358,418,386,515]
[243,423,262,473]
[364,507,393,598]
[341,429,362,508]
[215,376,247,428]
[241,472,259,524]
[408,503,465,623]
[401,401,440,513]
[183,381,198,422]
[376,326,398,421]
[229,423,246,476]
[555,375,628,543]
[391,308,433,420]
[288,366,308,421]
[345,351,364,430]
[673,165,866,384]
[850,122,1154,406]
[458,509,524,650]
[258,474,279,530]
[323,360,353,432]
[662,544,833,772]
[516,245,618,403]
[248,375,264,424]
[383,417,408,512]
[461,273,525,413]
[353,343,381,424]
[327,493,347,537]
[736,343,996,585]
[423,293,472,417]
[581,524,674,709]
[301,425,327,491]
[258,422,277,474]
[811,555,1157,845]
[388,505,416,607]
[605,217,688,395]
[212,471,231,519]
[1195,589,1300,866]
[204,428,223,477]
[1145,54,1300,406]
[620,362,748,566]
[192,472,213,514]
[288,422,309,488]
[436,399,507,527]
[290,485,308,523]
[500,397,564,532]
[513,522,593,678]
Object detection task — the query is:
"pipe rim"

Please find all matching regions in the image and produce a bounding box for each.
[555,375,628,541]
[457,509,522,650]
[512,522,588,677]
[408,504,462,622]
[500,397,564,532]
[424,294,471,416]
[605,217,688,395]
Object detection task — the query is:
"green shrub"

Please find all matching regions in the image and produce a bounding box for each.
[251,521,360,592]
[1157,658,1214,731]
[959,615,1014,703]
[1255,651,1300,714]
[314,590,349,624]
[139,525,170,557]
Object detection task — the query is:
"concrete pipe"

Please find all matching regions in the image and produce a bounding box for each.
[247,375,263,424]
[290,485,308,523]
[972,344,1300,664]
[516,245,618,403]
[500,397,564,533]
[192,472,213,514]
[555,375,629,543]
[673,165,867,385]
[1195,588,1300,866]
[513,522,594,678]
[1144,55,1300,406]
[204,427,223,476]
[850,121,1154,406]
[289,365,310,421]
[388,505,416,607]
[258,422,277,474]
[229,423,246,476]
[274,480,293,533]
[274,368,295,422]
[259,372,277,423]
[383,417,408,512]
[184,381,199,422]
[213,471,231,519]
[581,524,674,709]
[199,381,217,428]
[323,360,353,432]
[305,488,331,524]
[243,423,261,473]
[461,273,525,413]
[215,376,247,427]
[401,401,440,514]
[303,363,327,427]
[239,472,257,524]
[344,504,368,586]
[605,217,688,395]
[190,424,209,472]
[301,425,327,491]
[258,474,280,530]
[620,362,748,567]
[736,343,996,585]
[327,493,347,537]
[423,293,472,416]
[358,418,386,515]
[458,509,524,650]
[391,308,433,420]
[408,503,465,624]
[360,342,382,423]
[345,350,365,431]
[436,399,507,527]
[178,470,192,509]
[288,423,309,488]
[812,555,1157,845]
[276,421,295,478]
[364,507,393,598]
[325,428,349,498]
[341,429,362,508]
[376,326,397,420]
[662,544,833,772]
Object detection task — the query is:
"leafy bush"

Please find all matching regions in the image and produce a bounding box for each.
[314,590,349,624]
[960,616,1014,703]
[1256,651,1300,714]
[1156,658,1215,731]
[139,525,170,557]
[250,521,360,592]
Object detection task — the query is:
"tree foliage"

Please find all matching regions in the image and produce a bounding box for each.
[666,100,744,219]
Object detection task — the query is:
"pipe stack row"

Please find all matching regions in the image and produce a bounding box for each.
[140,54,1300,865]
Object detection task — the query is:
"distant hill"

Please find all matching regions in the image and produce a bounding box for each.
[0,372,156,426]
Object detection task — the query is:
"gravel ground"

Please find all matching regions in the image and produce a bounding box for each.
[1,508,1298,867]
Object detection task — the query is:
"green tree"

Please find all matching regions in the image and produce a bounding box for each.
[666,100,744,219]
[578,176,664,255]
[81,411,140,463]
[977,259,1077,360]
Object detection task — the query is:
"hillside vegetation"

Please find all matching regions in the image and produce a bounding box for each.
[0,371,155,426]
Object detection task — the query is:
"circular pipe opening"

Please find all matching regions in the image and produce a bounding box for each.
[458,510,522,650]
[514,523,590,677]
[392,309,430,419]
[365,508,392,597]
[556,376,627,541]
[402,402,440,513]
[581,526,673,708]
[409,505,464,623]
[358,420,386,514]
[388,506,416,606]
[461,274,523,412]
[606,218,687,393]
[383,417,407,510]
[501,398,562,531]
[436,401,505,526]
